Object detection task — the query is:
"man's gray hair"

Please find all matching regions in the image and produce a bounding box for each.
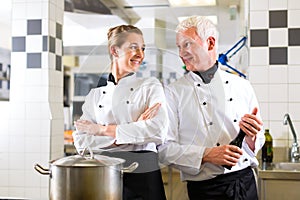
[176,16,219,42]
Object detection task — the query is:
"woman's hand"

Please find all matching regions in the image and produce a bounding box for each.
[137,103,161,121]
[74,102,161,139]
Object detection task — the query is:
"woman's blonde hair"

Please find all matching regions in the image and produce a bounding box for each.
[107,25,143,60]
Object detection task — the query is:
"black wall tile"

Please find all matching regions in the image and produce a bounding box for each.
[269,47,287,65]
[43,36,48,51]
[56,23,62,40]
[269,10,287,28]
[250,29,268,47]
[56,55,62,71]
[27,53,41,68]
[27,19,42,35]
[288,28,300,46]
[49,36,56,53]
[12,37,26,52]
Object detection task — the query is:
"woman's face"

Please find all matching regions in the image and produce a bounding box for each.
[115,32,145,74]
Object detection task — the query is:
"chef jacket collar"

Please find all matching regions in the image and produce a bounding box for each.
[192,62,218,84]
[108,72,135,85]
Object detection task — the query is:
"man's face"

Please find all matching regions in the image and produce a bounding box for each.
[176,27,214,72]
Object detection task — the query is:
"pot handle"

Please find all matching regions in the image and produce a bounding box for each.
[34,163,50,175]
[122,162,139,173]
[81,146,94,159]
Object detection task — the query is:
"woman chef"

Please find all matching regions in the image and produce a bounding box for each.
[72,25,168,200]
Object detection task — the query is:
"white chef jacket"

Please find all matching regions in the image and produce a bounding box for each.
[158,69,265,181]
[73,73,168,153]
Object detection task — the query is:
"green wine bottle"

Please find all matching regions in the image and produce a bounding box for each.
[262,129,273,163]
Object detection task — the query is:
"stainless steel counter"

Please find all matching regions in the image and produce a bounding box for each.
[258,167,300,180]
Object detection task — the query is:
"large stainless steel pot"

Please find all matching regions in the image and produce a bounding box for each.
[34,150,138,200]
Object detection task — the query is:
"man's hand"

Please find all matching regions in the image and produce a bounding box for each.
[74,120,116,138]
[203,145,243,167]
[239,107,263,151]
[74,120,101,135]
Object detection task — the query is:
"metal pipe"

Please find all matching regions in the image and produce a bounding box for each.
[283,113,298,143]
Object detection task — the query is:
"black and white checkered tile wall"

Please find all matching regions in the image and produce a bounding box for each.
[12,19,63,71]
[250,10,300,65]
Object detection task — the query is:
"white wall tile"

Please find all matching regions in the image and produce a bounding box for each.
[40,136,50,153]
[26,35,43,53]
[26,2,42,19]
[252,84,269,102]
[49,70,63,87]
[250,11,269,29]
[56,39,63,55]
[269,121,289,140]
[25,153,41,170]
[269,65,288,83]
[8,186,25,196]
[288,10,300,27]
[269,84,288,102]
[250,0,269,11]
[25,119,42,136]
[10,53,26,70]
[269,102,288,120]
[42,19,49,35]
[259,102,269,122]
[288,65,300,83]
[9,86,26,103]
[249,47,269,66]
[249,66,269,84]
[0,135,9,154]
[269,0,288,10]
[25,169,40,187]
[26,102,42,119]
[25,69,43,86]
[49,2,56,22]
[11,19,27,36]
[8,153,25,170]
[48,53,56,70]
[25,137,41,153]
[273,139,288,147]
[0,118,9,136]
[0,153,9,170]
[288,0,300,9]
[40,120,51,137]
[269,29,288,47]
[7,102,25,119]
[288,84,300,102]
[0,170,9,187]
[288,47,300,65]
[12,2,27,20]
[8,119,25,136]
[42,1,49,19]
[25,86,48,102]
[288,103,300,120]
[41,187,49,199]
[0,187,9,197]
[25,187,42,199]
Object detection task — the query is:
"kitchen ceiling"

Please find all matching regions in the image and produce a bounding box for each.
[0,0,244,55]
[64,0,244,56]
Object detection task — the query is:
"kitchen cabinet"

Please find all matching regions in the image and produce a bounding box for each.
[258,169,300,200]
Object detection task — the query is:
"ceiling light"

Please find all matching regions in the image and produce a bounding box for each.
[169,0,216,7]
[178,15,218,25]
